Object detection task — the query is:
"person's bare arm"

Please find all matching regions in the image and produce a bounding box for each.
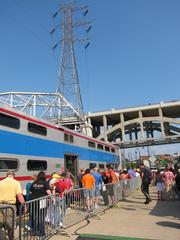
[17,194,25,204]
[17,194,27,213]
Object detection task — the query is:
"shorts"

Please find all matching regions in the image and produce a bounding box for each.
[94,186,100,197]
[83,189,93,199]
[156,183,164,192]
[107,184,114,196]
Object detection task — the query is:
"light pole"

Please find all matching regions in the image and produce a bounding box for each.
[120,148,125,168]
[147,145,151,167]
[128,152,133,167]
[135,148,141,167]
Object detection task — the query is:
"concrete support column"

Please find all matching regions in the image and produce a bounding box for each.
[151,123,154,138]
[158,108,165,137]
[138,111,145,139]
[129,129,133,140]
[120,113,125,142]
[87,117,91,126]
[103,115,108,141]
[135,127,138,140]
[96,124,101,135]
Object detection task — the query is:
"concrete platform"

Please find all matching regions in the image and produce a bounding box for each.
[52,187,180,240]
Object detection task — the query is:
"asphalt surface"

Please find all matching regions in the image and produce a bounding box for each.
[51,187,180,240]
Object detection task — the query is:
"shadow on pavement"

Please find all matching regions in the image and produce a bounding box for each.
[156,221,180,229]
[119,207,136,211]
[120,199,144,205]
[149,200,180,219]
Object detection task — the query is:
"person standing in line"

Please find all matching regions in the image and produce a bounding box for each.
[60,172,74,209]
[162,165,175,200]
[91,167,102,209]
[100,171,109,206]
[47,174,61,229]
[140,163,152,204]
[26,174,37,201]
[155,169,164,201]
[107,167,118,204]
[119,169,130,199]
[29,171,51,236]
[0,171,26,240]
[127,167,136,178]
[81,168,95,213]
[78,168,85,188]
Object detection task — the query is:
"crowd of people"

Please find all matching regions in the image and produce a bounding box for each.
[0,163,180,239]
[140,163,180,204]
[154,164,180,201]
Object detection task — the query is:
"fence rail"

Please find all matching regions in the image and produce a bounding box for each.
[15,177,140,239]
[0,204,15,240]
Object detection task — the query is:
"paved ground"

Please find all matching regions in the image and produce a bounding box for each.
[52,187,180,240]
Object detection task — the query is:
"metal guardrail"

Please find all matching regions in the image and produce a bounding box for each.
[0,204,15,240]
[18,194,65,240]
[18,177,141,240]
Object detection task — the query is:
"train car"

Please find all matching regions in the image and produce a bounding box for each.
[0,103,120,188]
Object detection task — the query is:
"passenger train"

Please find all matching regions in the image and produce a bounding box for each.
[0,103,120,188]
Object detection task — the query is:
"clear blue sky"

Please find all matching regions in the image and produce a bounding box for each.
[0,0,179,155]
[0,0,180,112]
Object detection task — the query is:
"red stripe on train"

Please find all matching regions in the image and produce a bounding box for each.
[0,175,51,181]
[0,107,118,149]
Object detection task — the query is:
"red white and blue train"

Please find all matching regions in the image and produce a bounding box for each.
[0,103,120,187]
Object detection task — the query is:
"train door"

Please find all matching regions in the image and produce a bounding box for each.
[64,154,78,181]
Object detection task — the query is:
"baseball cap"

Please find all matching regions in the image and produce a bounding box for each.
[52,173,60,179]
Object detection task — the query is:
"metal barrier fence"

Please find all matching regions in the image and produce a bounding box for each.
[18,177,141,240]
[0,204,15,240]
[18,194,65,240]
[62,176,141,228]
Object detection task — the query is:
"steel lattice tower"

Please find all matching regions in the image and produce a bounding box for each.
[52,1,91,129]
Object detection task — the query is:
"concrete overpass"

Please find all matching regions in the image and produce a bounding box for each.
[85,100,180,148]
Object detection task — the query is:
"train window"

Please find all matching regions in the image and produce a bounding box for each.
[69,135,74,143]
[106,163,115,169]
[106,163,111,168]
[105,146,110,152]
[0,113,20,129]
[0,158,18,171]
[99,164,105,169]
[27,160,47,171]
[97,144,103,150]
[64,133,74,143]
[64,133,69,141]
[88,141,96,148]
[111,148,115,153]
[89,163,97,169]
[28,122,47,136]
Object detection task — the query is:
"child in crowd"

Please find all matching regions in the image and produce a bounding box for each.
[156,169,164,200]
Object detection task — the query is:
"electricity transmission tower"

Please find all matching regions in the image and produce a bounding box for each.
[51,0,91,129]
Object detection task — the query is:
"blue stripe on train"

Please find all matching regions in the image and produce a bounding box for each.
[0,129,119,163]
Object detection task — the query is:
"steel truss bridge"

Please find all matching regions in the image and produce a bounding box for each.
[0,92,179,149]
[85,101,180,149]
[0,92,85,128]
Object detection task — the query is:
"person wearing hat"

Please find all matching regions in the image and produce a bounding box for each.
[49,173,61,194]
[47,172,60,187]
[0,171,26,239]
[47,173,61,228]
